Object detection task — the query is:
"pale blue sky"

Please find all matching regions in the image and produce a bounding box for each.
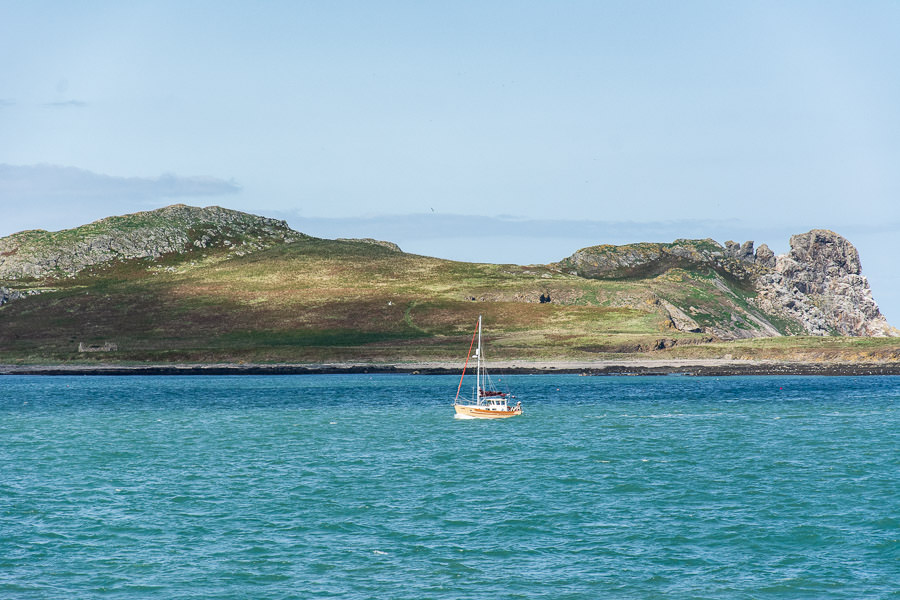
[2,1,899,319]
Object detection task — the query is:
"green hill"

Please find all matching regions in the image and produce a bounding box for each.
[1,205,897,365]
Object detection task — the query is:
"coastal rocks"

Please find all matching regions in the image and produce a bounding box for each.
[753,230,895,337]
[0,204,304,280]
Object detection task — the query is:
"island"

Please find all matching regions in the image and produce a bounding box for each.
[1,204,898,374]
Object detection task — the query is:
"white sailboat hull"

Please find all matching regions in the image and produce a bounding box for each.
[454,403,522,419]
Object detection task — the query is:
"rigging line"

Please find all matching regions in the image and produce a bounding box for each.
[454,318,480,404]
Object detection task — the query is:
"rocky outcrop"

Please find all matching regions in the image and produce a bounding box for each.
[724,240,755,262]
[658,299,703,333]
[754,230,894,336]
[559,239,725,279]
[0,286,24,306]
[0,204,304,280]
[0,286,46,307]
[336,238,403,252]
[557,238,769,283]
[754,243,776,269]
[557,230,895,338]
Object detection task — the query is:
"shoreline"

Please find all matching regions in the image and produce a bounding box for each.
[3,359,900,376]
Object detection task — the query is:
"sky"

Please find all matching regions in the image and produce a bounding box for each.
[2,1,899,320]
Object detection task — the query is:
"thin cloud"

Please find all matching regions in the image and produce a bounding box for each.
[0,164,241,201]
[0,98,14,107]
[0,164,242,236]
[45,100,88,108]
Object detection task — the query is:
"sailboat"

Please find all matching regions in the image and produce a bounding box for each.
[453,316,523,419]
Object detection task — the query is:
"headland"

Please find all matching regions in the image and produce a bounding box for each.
[2,205,899,368]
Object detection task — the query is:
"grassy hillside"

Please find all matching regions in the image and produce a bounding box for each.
[0,238,670,362]
[2,207,899,365]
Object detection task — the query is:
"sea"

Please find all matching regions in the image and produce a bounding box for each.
[1,374,898,599]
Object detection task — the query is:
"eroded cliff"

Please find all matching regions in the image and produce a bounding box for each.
[557,230,895,338]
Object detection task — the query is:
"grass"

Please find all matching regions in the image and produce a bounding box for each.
[3,233,900,365]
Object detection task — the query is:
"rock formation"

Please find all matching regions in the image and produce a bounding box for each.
[755,230,893,336]
[557,230,895,338]
[0,205,304,280]
[0,286,24,306]
[657,299,702,333]
[335,238,403,252]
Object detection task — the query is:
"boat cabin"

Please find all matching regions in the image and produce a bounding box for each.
[482,397,509,410]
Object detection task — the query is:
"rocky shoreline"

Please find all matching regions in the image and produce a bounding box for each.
[3,359,900,377]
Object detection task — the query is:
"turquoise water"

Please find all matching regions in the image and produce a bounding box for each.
[2,374,899,599]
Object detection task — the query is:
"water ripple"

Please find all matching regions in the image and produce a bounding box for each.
[1,374,899,598]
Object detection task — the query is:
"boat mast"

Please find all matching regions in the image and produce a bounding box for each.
[476,315,482,405]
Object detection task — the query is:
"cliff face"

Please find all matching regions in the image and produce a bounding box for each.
[0,204,304,280]
[755,230,893,336]
[557,230,895,338]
